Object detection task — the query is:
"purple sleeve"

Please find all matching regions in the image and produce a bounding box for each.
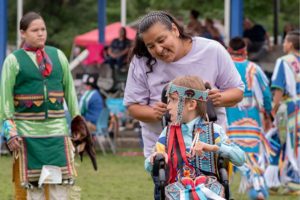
[215,43,244,91]
[123,57,150,106]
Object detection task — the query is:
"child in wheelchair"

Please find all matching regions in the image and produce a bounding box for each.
[145,75,246,199]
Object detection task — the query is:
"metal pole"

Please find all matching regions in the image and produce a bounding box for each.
[121,0,126,26]
[98,0,106,44]
[17,0,23,48]
[224,0,230,46]
[0,0,7,75]
[230,0,244,38]
[273,0,279,45]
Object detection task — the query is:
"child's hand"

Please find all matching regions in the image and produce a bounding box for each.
[150,152,168,165]
[191,142,219,157]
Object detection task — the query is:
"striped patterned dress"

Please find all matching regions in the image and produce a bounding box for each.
[226,59,272,197]
[271,53,300,190]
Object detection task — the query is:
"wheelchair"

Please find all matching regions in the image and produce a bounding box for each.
[152,83,231,200]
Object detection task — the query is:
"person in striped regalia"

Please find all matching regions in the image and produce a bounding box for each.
[270,31,300,195]
[226,37,273,200]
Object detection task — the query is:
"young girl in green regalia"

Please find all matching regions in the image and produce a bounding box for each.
[0,12,96,200]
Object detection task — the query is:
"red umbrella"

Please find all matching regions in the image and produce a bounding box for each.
[74,22,136,47]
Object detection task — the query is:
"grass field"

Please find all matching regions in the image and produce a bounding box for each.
[0,149,299,200]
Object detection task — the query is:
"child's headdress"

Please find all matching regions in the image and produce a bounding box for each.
[166,82,208,123]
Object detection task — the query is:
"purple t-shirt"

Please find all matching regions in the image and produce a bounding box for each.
[124,37,244,157]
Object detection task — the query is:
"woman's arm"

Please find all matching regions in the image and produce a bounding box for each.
[128,102,167,123]
[209,88,243,107]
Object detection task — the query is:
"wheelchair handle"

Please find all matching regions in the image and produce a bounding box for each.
[152,154,166,176]
[161,85,171,127]
[153,153,167,200]
[153,153,167,185]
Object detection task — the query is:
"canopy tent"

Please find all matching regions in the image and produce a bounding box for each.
[74,22,136,47]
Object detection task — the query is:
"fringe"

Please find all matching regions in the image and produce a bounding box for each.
[264,165,281,188]
[199,184,226,200]
[239,174,248,193]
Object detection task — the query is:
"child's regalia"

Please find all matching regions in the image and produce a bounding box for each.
[161,83,227,200]
[227,120,272,199]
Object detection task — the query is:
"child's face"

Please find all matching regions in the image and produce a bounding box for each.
[167,93,197,123]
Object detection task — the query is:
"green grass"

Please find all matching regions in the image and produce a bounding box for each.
[0,149,299,200]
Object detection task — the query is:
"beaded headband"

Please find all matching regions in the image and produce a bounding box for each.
[167,82,208,123]
[227,47,247,56]
[168,83,208,101]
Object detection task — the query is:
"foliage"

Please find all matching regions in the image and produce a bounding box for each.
[6,0,299,55]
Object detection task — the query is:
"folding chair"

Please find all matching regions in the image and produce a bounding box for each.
[93,107,117,155]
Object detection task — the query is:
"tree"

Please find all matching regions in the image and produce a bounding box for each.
[7,0,299,56]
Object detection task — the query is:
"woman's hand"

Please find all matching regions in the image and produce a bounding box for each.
[152,101,167,121]
[7,136,21,151]
[208,88,222,107]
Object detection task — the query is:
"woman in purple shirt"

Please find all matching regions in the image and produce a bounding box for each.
[124,11,244,158]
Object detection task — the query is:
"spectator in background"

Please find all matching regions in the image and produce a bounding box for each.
[214,18,225,40]
[186,9,204,36]
[282,23,295,43]
[105,27,131,71]
[79,74,104,132]
[243,18,270,61]
[204,18,225,47]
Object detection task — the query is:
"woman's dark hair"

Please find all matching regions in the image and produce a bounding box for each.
[20,12,43,31]
[229,37,246,50]
[129,11,191,72]
[286,30,300,51]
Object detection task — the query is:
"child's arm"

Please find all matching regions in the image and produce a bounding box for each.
[214,124,246,166]
[144,127,168,173]
[191,141,219,157]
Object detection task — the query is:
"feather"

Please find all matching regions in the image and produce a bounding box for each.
[71,115,98,171]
